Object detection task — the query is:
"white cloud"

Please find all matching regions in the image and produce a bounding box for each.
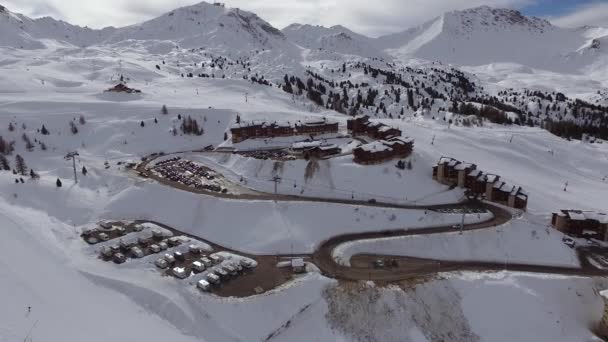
[550,2,608,29]
[3,0,535,36]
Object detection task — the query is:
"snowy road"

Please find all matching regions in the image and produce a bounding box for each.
[134,154,608,285]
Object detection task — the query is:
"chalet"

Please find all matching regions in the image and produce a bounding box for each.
[346,115,402,140]
[551,210,608,240]
[347,115,371,135]
[291,141,341,159]
[383,136,414,156]
[105,83,141,94]
[353,137,414,164]
[354,141,394,164]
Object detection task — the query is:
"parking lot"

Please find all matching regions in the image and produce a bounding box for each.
[238,150,296,161]
[81,220,300,297]
[149,157,228,193]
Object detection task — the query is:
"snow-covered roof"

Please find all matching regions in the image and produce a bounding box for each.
[438,157,458,165]
[388,136,414,144]
[455,162,474,171]
[600,290,608,300]
[299,119,337,126]
[359,141,392,152]
[499,183,514,193]
[561,210,608,223]
[486,174,499,183]
[292,141,322,149]
[318,144,339,151]
[468,169,482,177]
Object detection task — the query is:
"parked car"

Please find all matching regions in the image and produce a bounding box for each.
[206,273,220,284]
[197,279,211,291]
[155,258,168,269]
[113,253,126,264]
[192,261,206,273]
[562,237,576,249]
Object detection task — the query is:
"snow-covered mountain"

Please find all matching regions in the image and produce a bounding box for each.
[283,23,385,58]
[377,6,608,73]
[0,2,287,52]
[0,4,113,49]
[104,2,286,52]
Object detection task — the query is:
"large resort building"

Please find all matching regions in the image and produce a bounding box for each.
[348,115,415,164]
[230,118,339,143]
[432,157,528,209]
[552,210,608,241]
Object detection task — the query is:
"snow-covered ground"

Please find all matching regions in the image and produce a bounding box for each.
[1,3,608,340]
[333,214,581,267]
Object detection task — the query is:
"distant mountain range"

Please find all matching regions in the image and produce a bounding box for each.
[1,2,606,76]
[1,1,607,139]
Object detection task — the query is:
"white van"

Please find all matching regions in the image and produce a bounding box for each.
[197,279,211,291]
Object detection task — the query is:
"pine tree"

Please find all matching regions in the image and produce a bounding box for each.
[82,166,88,175]
[140,121,145,127]
[0,154,9,170]
[0,136,6,154]
[29,169,39,179]
[56,178,62,187]
[70,121,78,134]
[79,115,86,125]
[8,122,14,131]
[161,105,168,115]
[41,125,49,135]
[154,118,158,124]
[15,154,27,175]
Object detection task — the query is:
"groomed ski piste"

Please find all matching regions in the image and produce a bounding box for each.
[2,2,608,342]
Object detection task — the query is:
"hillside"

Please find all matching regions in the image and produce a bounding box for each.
[1,3,608,341]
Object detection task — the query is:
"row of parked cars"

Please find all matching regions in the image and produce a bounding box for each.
[99,233,182,264]
[151,159,227,193]
[155,250,256,292]
[196,258,257,292]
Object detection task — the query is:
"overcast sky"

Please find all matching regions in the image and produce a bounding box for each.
[3,0,608,36]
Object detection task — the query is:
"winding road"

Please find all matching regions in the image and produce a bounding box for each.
[134,151,608,286]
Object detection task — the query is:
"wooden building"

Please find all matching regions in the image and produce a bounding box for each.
[551,210,608,240]
[231,118,338,143]
[291,141,341,159]
[347,115,402,140]
[353,137,414,165]
[432,157,527,210]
